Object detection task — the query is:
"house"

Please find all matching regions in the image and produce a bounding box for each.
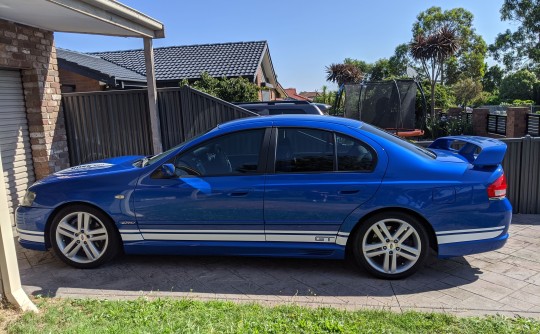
[58,41,287,101]
[58,48,147,92]
[298,91,320,101]
[284,88,310,101]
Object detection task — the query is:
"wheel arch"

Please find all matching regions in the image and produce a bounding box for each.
[345,207,438,256]
[44,201,122,249]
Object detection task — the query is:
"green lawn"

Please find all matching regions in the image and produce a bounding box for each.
[5,298,540,334]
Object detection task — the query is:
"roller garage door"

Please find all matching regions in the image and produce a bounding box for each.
[0,69,35,220]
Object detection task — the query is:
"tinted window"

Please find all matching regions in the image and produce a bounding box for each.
[269,108,306,115]
[174,129,265,176]
[275,128,334,173]
[336,134,376,172]
[361,123,436,159]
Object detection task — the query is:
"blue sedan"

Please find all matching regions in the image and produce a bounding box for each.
[16,115,512,279]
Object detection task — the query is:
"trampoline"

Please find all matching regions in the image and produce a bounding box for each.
[338,79,427,138]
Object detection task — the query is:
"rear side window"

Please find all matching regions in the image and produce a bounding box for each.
[275,128,334,172]
[274,128,377,173]
[336,134,376,171]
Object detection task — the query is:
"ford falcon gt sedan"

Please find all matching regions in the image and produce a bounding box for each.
[16,115,512,279]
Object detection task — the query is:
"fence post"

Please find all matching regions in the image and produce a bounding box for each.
[472,108,489,136]
[506,107,529,138]
[518,135,531,213]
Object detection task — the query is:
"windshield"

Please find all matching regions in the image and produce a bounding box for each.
[360,123,436,159]
[133,132,206,168]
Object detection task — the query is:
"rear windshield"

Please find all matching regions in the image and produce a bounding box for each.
[360,124,436,159]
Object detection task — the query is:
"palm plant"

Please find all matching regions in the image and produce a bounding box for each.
[325,63,363,86]
[410,25,460,116]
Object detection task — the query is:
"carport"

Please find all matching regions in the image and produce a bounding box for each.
[0,0,164,311]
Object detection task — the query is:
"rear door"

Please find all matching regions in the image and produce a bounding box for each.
[263,127,386,244]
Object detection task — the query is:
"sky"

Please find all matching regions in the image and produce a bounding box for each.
[54,0,516,93]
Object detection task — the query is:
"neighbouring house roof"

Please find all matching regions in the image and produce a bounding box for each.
[57,48,147,86]
[91,41,269,82]
[299,91,319,100]
[284,88,310,101]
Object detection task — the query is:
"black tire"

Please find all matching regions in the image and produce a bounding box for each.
[351,211,429,279]
[49,204,120,269]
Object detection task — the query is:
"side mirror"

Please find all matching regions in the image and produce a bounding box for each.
[161,163,176,178]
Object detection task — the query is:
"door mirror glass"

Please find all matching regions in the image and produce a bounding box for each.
[161,163,176,178]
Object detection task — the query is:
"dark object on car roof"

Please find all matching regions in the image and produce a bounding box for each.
[235,100,324,116]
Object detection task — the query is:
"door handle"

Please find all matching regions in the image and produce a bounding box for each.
[228,189,252,197]
[339,189,360,195]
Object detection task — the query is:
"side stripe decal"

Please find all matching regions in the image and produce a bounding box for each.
[17,228,46,243]
[436,226,505,236]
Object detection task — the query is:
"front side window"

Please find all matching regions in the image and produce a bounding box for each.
[173,129,265,177]
[275,128,334,173]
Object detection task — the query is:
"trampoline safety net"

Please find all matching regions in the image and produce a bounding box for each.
[344,80,418,130]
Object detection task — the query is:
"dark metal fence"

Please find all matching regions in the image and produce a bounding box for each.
[527,113,540,137]
[487,114,507,135]
[419,136,540,214]
[63,86,257,166]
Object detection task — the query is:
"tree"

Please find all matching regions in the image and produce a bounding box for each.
[369,59,391,81]
[344,58,372,75]
[453,78,483,107]
[499,69,538,101]
[410,25,460,115]
[413,7,487,83]
[182,72,260,102]
[388,44,412,78]
[489,0,540,71]
[482,65,505,93]
[325,63,363,86]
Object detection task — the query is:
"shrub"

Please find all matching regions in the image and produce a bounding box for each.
[181,72,260,102]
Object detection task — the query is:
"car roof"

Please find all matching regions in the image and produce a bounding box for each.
[218,114,364,129]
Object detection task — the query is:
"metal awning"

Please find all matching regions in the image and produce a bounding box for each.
[0,0,164,38]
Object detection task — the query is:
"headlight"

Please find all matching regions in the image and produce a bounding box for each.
[21,191,36,207]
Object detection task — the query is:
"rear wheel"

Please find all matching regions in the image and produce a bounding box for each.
[352,211,429,279]
[49,205,119,269]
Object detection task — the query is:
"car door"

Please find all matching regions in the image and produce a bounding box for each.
[264,127,385,244]
[132,128,269,242]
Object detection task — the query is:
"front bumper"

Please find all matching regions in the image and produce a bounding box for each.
[16,206,53,251]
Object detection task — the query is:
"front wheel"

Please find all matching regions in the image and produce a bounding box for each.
[352,212,429,279]
[49,205,119,269]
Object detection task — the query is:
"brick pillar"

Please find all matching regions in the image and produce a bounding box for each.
[472,108,489,136]
[506,107,529,138]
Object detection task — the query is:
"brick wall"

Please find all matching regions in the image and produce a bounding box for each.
[59,68,103,92]
[0,19,69,179]
[256,68,275,101]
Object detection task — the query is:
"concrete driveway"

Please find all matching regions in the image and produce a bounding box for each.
[17,214,540,318]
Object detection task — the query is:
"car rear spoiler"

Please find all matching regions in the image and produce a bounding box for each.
[428,136,507,167]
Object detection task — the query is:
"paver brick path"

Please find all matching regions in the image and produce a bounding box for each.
[18,214,540,317]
